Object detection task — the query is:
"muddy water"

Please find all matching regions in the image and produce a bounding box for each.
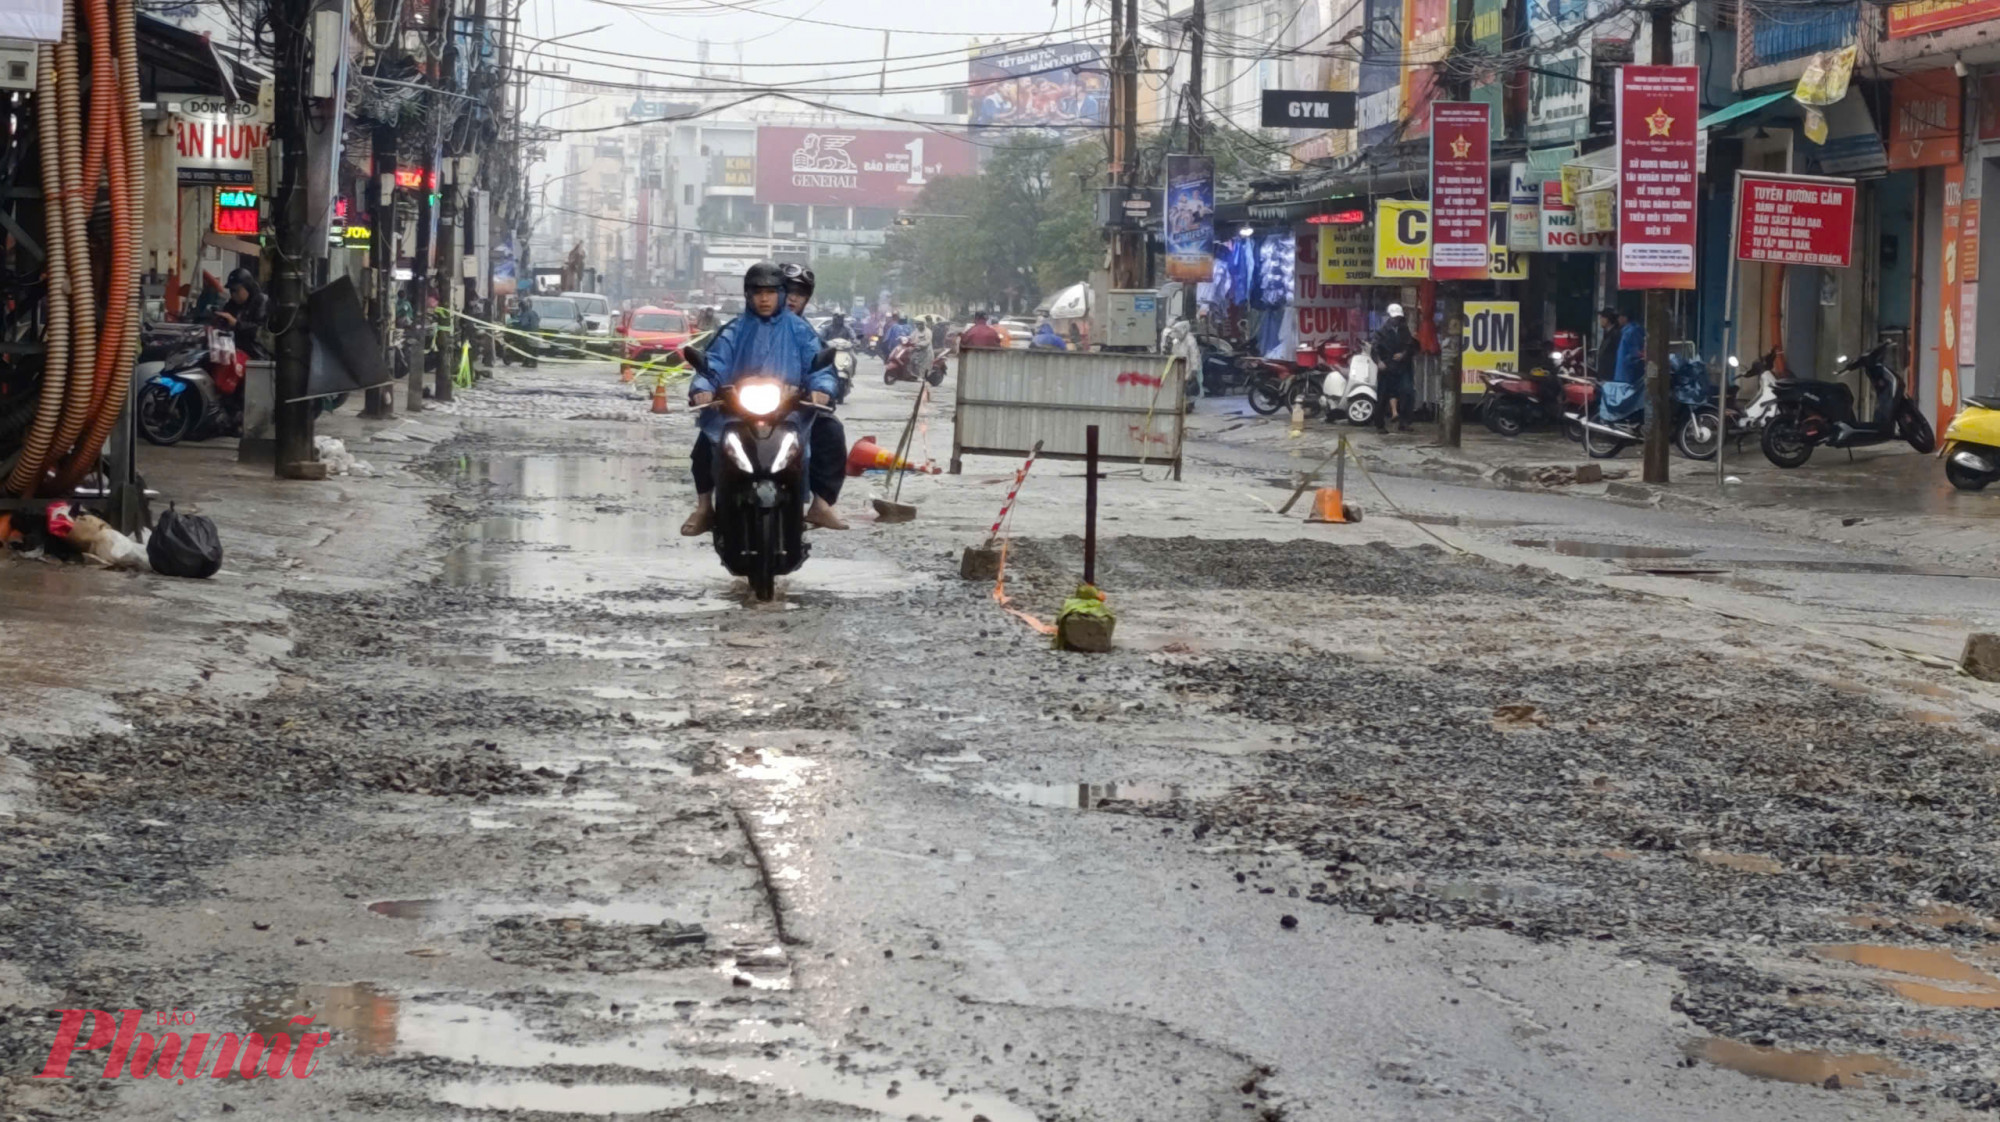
[1510,538,1699,559]
[1816,944,2000,1008]
[1690,1038,1916,1087]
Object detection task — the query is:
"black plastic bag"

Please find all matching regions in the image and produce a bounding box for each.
[147,505,223,578]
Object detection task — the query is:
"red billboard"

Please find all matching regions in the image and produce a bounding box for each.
[1887,69,1962,170]
[1615,65,1699,290]
[1734,172,1857,268]
[1428,101,1491,281]
[754,127,975,208]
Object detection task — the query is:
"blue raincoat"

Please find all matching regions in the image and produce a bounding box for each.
[1599,323,1647,421]
[690,309,836,442]
[1032,323,1067,350]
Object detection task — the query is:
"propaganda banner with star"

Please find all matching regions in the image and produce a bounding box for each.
[1430,101,1492,282]
[1615,65,1700,290]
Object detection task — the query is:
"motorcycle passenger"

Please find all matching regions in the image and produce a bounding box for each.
[780,263,852,531]
[1371,302,1416,432]
[214,268,269,358]
[681,262,841,537]
[822,312,855,343]
[958,311,1003,351]
[1030,320,1067,351]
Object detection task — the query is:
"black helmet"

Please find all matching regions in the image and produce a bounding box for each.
[743,261,785,300]
[781,262,816,301]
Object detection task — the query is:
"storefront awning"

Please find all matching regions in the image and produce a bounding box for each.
[1697,90,1795,131]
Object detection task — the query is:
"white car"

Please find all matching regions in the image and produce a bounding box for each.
[561,291,614,338]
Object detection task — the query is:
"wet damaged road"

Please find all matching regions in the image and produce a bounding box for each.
[5,364,2000,1120]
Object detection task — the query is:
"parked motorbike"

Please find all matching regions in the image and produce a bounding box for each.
[137,328,245,446]
[1569,349,1718,460]
[681,344,835,601]
[1760,341,1935,468]
[1481,365,1581,438]
[1938,396,2000,491]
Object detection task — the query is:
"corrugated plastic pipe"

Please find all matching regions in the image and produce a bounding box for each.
[46,0,97,467]
[4,43,70,496]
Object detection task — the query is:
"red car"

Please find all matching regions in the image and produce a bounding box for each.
[616,306,692,365]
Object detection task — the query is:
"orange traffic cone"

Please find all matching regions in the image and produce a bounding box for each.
[651,376,670,414]
[620,363,637,383]
[1306,487,1348,524]
[845,435,940,477]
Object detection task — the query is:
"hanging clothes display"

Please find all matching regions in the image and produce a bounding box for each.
[1227,238,1257,307]
[1255,234,1296,310]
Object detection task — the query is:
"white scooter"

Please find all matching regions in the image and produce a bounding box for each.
[1316,345,1379,427]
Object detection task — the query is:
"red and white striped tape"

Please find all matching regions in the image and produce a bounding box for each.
[985,440,1044,547]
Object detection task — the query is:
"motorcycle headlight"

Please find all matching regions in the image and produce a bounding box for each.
[737,382,784,417]
[772,430,801,471]
[722,431,756,473]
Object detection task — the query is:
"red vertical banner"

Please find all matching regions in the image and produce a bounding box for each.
[1429,101,1491,281]
[1938,164,1964,433]
[1615,65,1700,290]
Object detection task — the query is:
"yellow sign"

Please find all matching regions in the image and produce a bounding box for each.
[1372,200,1529,281]
[1464,300,1520,374]
[1559,164,1592,206]
[1319,224,1398,285]
[1374,200,1430,277]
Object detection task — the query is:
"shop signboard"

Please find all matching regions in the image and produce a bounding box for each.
[753,127,975,207]
[1468,0,1508,129]
[968,42,1108,127]
[1887,0,2000,38]
[1939,164,1965,431]
[1733,172,1857,268]
[1374,199,1431,277]
[1540,180,1614,251]
[1430,102,1492,280]
[1164,155,1215,283]
[1294,238,1374,347]
[1370,199,1529,279]
[1983,74,2000,142]
[1404,0,1453,141]
[1464,301,1520,374]
[1507,164,1542,252]
[172,98,269,186]
[1615,65,1699,290]
[1886,69,1962,170]
[722,157,754,187]
[1319,224,1399,284]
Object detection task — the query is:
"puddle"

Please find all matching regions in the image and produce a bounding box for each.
[1906,710,1960,724]
[726,748,817,790]
[1510,539,1698,559]
[968,780,1228,809]
[1392,513,1528,529]
[436,1079,733,1113]
[367,898,694,928]
[243,984,401,1057]
[1815,944,2000,1007]
[1693,851,1784,875]
[1728,560,2000,581]
[1690,1037,1915,1087]
[390,1001,1037,1121]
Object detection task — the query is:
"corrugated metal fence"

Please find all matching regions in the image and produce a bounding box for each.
[953,349,1186,479]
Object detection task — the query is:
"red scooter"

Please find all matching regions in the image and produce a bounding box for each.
[884,339,947,387]
[1481,332,1595,438]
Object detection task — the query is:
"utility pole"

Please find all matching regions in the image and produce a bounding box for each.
[1116,0,1143,289]
[1640,2,1675,483]
[1436,0,1477,448]
[408,162,433,411]
[271,0,317,476]
[1182,0,1204,327]
[366,124,397,418]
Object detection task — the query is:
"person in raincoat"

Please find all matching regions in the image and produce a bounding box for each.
[681,262,839,536]
[214,268,269,357]
[1031,320,1067,350]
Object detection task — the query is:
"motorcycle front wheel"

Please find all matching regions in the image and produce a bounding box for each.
[1676,409,1722,461]
[1946,456,1995,492]
[749,508,780,602]
[1761,417,1813,468]
[1344,396,1375,427]
[1246,379,1286,415]
[1898,404,1937,454]
[137,382,197,446]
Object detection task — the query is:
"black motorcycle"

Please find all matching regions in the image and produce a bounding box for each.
[1761,342,1935,468]
[683,344,834,601]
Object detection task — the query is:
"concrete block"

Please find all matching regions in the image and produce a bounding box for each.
[1572,462,1604,484]
[1962,633,2000,683]
[1057,613,1115,653]
[959,545,1002,581]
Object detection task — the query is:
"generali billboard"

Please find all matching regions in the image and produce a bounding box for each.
[754,127,975,208]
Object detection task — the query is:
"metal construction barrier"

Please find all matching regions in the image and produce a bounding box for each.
[951,349,1186,479]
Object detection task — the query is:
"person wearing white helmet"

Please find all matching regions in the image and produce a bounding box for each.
[1370,303,1416,432]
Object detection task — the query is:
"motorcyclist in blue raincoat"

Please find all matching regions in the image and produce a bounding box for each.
[781,263,851,530]
[681,262,839,536]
